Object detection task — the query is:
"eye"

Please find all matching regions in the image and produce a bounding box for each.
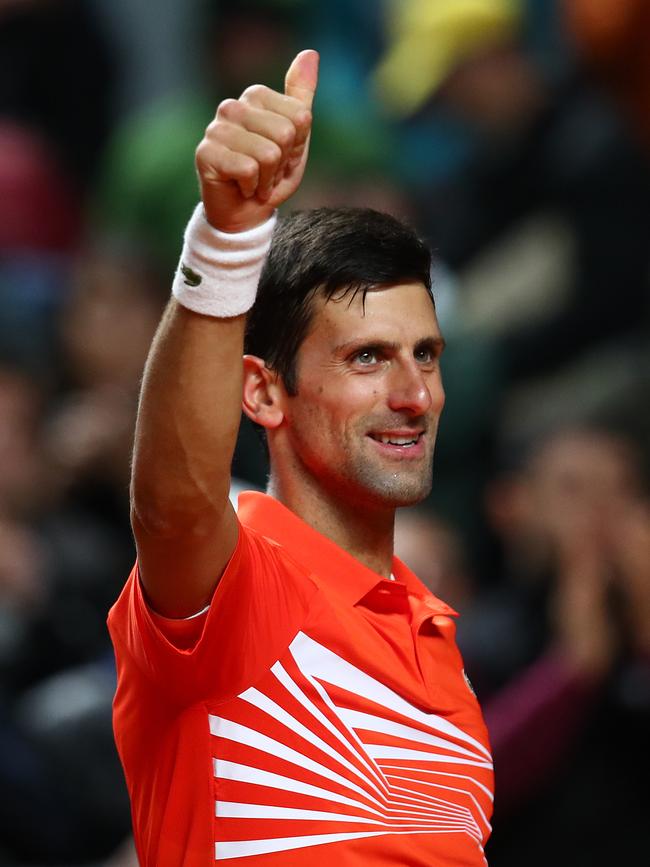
[414,346,433,363]
[353,348,379,365]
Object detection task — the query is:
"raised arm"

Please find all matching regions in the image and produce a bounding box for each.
[130,50,319,617]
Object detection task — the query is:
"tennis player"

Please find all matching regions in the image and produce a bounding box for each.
[109,49,493,866]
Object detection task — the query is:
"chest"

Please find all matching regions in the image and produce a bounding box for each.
[208,591,493,861]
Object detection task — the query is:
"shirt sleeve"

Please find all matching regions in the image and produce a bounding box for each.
[107,522,318,706]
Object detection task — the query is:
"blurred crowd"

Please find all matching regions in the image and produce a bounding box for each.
[0,0,649,864]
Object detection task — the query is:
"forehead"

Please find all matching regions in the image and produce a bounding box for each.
[307,281,440,347]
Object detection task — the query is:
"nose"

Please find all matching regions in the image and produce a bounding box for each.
[387,359,439,416]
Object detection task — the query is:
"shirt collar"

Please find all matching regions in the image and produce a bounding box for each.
[237,491,456,616]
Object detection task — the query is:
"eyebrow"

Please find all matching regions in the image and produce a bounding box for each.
[416,336,447,354]
[334,336,447,356]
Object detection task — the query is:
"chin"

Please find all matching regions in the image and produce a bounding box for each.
[359,474,433,510]
[387,487,431,509]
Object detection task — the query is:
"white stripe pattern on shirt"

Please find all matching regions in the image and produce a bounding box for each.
[209,631,492,862]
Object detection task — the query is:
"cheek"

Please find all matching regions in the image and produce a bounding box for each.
[289,391,359,451]
[289,396,335,442]
[435,382,446,411]
[429,374,445,412]
[289,371,385,442]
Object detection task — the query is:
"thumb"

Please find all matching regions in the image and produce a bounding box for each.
[284,49,319,109]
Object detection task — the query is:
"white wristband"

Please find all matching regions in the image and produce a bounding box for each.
[171,203,277,318]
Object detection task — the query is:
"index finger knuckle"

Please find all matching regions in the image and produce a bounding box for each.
[216,98,242,122]
[241,83,271,104]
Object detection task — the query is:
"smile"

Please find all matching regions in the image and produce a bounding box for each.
[368,431,424,449]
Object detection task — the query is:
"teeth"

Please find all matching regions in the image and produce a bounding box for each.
[378,435,418,446]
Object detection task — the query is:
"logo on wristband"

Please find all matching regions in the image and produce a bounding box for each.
[181,263,202,287]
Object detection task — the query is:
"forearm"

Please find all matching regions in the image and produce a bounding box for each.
[129,299,245,617]
[131,299,245,536]
[131,201,277,533]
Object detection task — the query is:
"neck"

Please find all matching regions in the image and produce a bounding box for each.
[267,470,395,577]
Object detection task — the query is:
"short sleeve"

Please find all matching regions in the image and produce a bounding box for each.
[108,523,318,706]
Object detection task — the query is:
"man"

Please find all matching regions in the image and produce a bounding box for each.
[109,50,493,866]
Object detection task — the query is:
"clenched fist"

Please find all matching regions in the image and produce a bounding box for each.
[195,49,319,234]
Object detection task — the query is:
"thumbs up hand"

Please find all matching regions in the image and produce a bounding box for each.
[196,50,319,233]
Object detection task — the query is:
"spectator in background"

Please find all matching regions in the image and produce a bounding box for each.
[0,243,163,862]
[0,368,48,685]
[478,428,648,685]
[0,6,134,851]
[5,246,164,692]
[0,0,116,383]
[479,426,649,865]
[564,0,650,150]
[374,0,650,381]
[95,0,303,271]
[0,0,115,191]
[0,122,82,379]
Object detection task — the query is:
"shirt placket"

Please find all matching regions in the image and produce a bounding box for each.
[410,598,454,707]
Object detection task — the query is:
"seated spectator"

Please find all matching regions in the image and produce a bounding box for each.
[479,426,650,865]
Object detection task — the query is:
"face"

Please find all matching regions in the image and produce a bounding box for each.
[278,282,445,509]
[527,432,640,539]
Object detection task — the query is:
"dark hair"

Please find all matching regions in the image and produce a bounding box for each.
[244,207,433,394]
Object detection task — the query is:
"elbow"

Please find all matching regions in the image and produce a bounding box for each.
[130,499,177,539]
[130,486,230,541]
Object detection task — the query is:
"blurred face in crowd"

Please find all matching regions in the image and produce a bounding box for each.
[487,429,643,559]
[526,431,641,536]
[0,371,43,515]
[440,46,546,135]
[62,253,161,390]
[395,510,472,611]
[272,282,445,510]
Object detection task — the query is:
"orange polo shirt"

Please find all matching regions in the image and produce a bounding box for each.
[109,492,493,866]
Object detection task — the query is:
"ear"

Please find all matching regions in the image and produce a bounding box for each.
[242,355,285,429]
